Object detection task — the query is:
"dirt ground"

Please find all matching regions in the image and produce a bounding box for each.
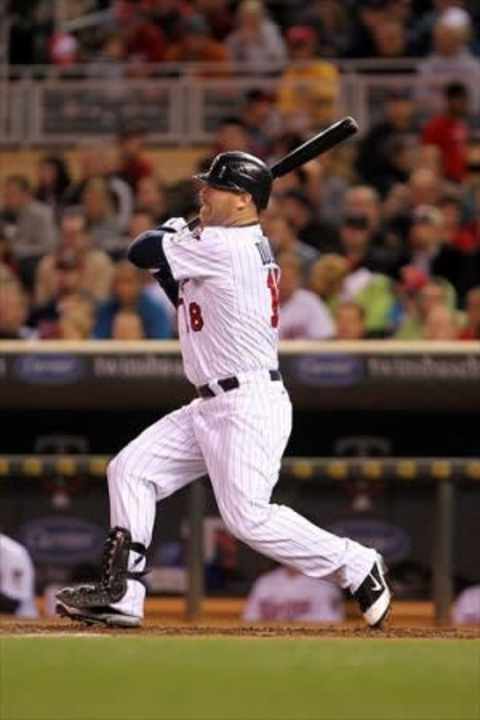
[1,618,479,639]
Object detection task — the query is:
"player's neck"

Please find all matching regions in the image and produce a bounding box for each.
[228,209,259,227]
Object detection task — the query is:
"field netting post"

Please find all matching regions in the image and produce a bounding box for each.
[186,479,205,620]
[433,478,454,625]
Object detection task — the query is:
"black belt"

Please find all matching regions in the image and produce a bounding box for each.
[197,370,281,399]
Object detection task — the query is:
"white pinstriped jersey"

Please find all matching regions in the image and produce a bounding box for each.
[0,534,37,618]
[163,222,280,386]
[451,586,480,624]
[243,567,345,623]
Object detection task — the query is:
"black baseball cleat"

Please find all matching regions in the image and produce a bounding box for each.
[353,555,392,629]
[55,527,147,629]
[56,599,141,628]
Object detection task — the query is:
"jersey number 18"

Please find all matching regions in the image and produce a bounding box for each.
[178,299,204,333]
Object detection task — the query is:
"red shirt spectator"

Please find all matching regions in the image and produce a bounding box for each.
[422,82,470,183]
[458,287,480,339]
[119,6,166,62]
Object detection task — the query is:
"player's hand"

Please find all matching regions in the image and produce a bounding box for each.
[157,217,187,234]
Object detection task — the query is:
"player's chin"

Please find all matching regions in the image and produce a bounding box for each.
[199,206,210,224]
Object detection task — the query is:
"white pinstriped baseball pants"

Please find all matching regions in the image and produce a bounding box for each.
[107,375,376,616]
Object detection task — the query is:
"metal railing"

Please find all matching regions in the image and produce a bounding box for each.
[2,453,478,623]
[2,63,480,146]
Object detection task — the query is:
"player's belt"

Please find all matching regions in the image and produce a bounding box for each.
[197,370,281,399]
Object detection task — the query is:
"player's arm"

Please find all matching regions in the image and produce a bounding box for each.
[127,225,180,307]
[162,226,228,281]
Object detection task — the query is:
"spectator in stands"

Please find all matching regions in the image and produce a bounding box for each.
[356,89,416,196]
[344,0,388,58]
[194,0,235,41]
[241,89,283,159]
[0,223,19,286]
[0,283,33,340]
[164,14,229,65]
[57,293,96,341]
[280,189,339,253]
[277,26,340,131]
[81,178,122,255]
[309,250,394,336]
[34,208,114,307]
[388,264,428,334]
[35,155,71,217]
[211,117,252,155]
[422,82,470,183]
[29,251,92,340]
[116,124,154,192]
[112,310,146,340]
[309,254,349,315]
[458,287,480,339]
[307,151,351,225]
[127,208,156,241]
[136,177,170,225]
[49,30,79,67]
[339,212,398,275]
[452,585,480,624]
[342,185,385,245]
[262,212,318,275]
[1,175,57,290]
[438,194,475,252]
[122,6,166,63]
[86,33,127,79]
[408,168,444,209]
[226,0,287,68]
[64,144,134,233]
[418,8,480,112]
[297,0,350,58]
[423,304,460,340]
[243,565,345,623]
[0,533,37,618]
[93,260,171,339]
[394,277,455,339]
[404,204,472,301]
[146,0,193,43]
[335,302,367,340]
[370,17,413,58]
[413,144,444,176]
[464,141,480,195]
[278,253,335,340]
[413,0,473,56]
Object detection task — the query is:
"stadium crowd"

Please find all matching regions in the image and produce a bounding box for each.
[8,0,480,68]
[2,78,480,342]
[2,0,480,342]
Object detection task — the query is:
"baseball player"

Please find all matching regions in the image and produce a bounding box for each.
[243,566,345,623]
[56,151,391,628]
[451,585,480,625]
[0,533,38,618]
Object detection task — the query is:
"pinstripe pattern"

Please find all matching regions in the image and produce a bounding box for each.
[109,222,377,617]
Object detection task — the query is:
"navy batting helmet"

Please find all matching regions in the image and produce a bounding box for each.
[195,152,273,211]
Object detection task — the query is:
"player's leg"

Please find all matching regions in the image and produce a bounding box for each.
[57,401,207,626]
[195,382,389,627]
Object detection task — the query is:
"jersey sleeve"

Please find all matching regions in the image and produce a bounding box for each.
[162,226,229,281]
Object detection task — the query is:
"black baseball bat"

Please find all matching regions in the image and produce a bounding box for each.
[161,116,359,232]
[270,115,358,179]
